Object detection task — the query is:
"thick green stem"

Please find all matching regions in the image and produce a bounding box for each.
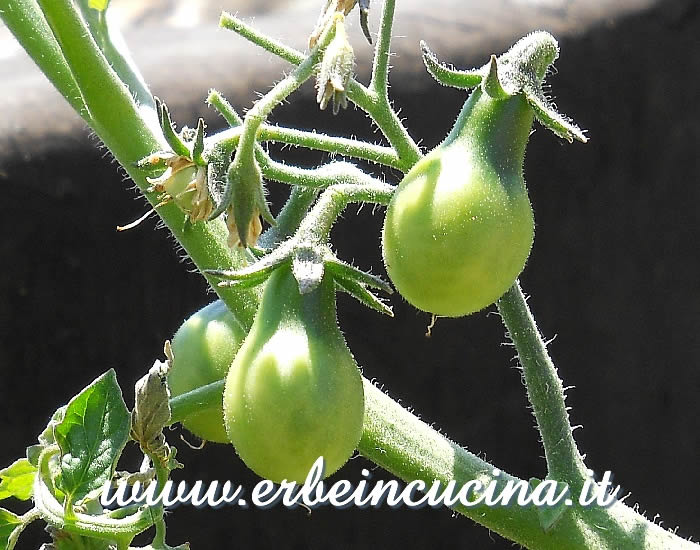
[4,0,262,330]
[36,0,159,153]
[79,6,155,110]
[1,0,89,120]
[497,282,588,489]
[168,377,695,549]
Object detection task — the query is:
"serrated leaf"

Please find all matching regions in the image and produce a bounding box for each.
[0,508,22,550]
[54,370,130,507]
[0,459,37,501]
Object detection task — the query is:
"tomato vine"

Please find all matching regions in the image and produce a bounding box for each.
[0,0,696,549]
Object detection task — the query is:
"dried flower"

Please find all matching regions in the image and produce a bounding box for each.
[316,16,354,115]
[226,204,263,248]
[145,154,213,222]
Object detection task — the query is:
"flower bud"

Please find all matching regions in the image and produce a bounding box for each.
[316,16,354,115]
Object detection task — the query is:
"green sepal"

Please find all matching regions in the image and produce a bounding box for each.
[156,98,191,158]
[422,32,587,143]
[191,118,207,166]
[207,243,293,288]
[420,41,483,90]
[335,277,393,317]
[482,55,508,99]
[523,81,587,143]
[325,257,392,294]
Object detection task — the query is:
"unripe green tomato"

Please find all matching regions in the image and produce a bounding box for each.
[382,90,535,317]
[224,265,364,484]
[168,300,246,443]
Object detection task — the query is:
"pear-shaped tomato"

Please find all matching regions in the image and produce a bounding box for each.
[168,300,246,443]
[223,265,364,484]
[382,87,535,317]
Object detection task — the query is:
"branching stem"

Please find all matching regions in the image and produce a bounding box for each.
[219,10,421,167]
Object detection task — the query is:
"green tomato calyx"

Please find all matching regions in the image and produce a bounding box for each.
[207,229,393,316]
[421,31,587,143]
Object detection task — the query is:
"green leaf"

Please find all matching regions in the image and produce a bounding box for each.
[87,0,109,10]
[0,459,37,501]
[0,508,22,550]
[54,370,130,507]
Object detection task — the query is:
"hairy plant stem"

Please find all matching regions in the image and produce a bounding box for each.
[208,13,340,222]
[497,282,588,489]
[218,11,421,170]
[207,122,403,171]
[296,181,395,241]
[369,0,394,96]
[258,187,319,248]
[206,91,395,195]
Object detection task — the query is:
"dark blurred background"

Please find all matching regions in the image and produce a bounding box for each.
[1,0,699,547]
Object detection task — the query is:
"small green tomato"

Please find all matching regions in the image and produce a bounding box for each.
[383,33,586,317]
[382,73,539,317]
[224,265,364,484]
[168,300,246,443]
